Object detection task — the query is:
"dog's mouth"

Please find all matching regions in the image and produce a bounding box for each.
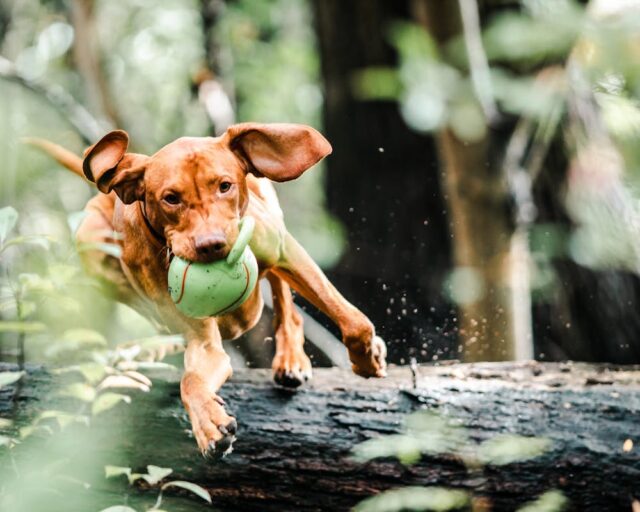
[192,250,230,264]
[166,247,231,265]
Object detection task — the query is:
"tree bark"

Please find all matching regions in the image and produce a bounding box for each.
[1,362,639,511]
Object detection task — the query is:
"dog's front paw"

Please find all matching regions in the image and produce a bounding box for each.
[272,347,312,388]
[348,335,387,378]
[183,391,237,460]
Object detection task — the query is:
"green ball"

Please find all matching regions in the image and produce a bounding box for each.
[168,217,259,318]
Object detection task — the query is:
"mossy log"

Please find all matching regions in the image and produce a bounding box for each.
[1,361,639,511]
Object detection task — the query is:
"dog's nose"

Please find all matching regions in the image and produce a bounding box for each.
[194,232,227,259]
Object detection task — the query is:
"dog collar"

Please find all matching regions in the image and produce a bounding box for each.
[138,202,166,246]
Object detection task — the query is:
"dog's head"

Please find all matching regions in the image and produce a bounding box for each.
[82,123,331,262]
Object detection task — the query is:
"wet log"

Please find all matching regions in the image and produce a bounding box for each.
[1,361,639,511]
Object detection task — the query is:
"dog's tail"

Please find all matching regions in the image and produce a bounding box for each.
[22,137,91,183]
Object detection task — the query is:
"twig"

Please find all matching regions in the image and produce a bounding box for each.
[458,0,499,122]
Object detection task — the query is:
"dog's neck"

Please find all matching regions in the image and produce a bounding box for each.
[138,201,166,247]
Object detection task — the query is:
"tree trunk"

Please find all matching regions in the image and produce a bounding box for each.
[312,0,454,364]
[412,0,526,362]
[1,362,639,511]
[435,129,517,361]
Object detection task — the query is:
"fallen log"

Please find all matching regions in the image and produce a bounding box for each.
[1,361,639,511]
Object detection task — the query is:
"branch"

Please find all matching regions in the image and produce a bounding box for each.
[0,56,103,144]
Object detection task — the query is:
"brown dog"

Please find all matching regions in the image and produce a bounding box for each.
[31,123,387,458]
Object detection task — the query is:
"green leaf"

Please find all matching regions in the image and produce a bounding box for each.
[142,465,173,485]
[98,375,151,392]
[0,371,25,389]
[0,206,18,244]
[105,465,132,478]
[18,300,37,318]
[62,328,107,347]
[388,21,438,61]
[516,490,568,512]
[0,434,16,448]
[78,363,109,384]
[115,361,179,372]
[36,409,90,429]
[448,100,487,143]
[48,263,78,285]
[53,363,108,384]
[477,434,551,465]
[483,11,580,65]
[77,241,122,259]
[351,67,402,101]
[57,382,97,402]
[597,92,640,140]
[353,434,424,465]
[18,273,55,293]
[1,235,52,252]
[0,418,14,429]
[0,321,46,333]
[491,69,565,120]
[20,423,53,439]
[133,334,184,350]
[161,481,212,504]
[105,465,132,480]
[98,507,138,512]
[92,393,131,415]
[353,412,467,464]
[46,329,108,360]
[354,486,469,512]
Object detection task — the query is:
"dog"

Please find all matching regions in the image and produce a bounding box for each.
[30,123,387,458]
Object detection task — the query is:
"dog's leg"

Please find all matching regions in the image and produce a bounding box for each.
[181,319,237,459]
[272,234,387,378]
[267,272,312,388]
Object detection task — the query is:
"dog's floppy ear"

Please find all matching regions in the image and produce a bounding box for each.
[224,123,332,182]
[83,130,148,204]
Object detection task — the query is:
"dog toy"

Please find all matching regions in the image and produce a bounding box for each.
[168,216,259,318]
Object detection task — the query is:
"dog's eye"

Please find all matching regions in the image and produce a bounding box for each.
[163,193,181,205]
[219,182,232,193]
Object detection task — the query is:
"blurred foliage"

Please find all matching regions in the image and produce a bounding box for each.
[0,207,186,511]
[3,0,208,151]
[353,410,563,512]
[215,0,345,266]
[353,2,575,137]
[0,205,158,363]
[354,487,469,512]
[354,0,640,308]
[517,491,569,512]
[102,464,212,510]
